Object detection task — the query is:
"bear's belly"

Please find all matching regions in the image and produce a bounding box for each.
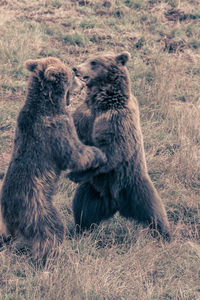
[90,165,128,199]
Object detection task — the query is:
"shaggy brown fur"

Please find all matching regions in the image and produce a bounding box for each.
[0,57,106,264]
[68,52,171,239]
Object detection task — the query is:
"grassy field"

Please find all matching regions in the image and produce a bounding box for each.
[0,0,200,299]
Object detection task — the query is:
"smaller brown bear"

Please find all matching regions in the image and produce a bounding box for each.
[0,57,106,265]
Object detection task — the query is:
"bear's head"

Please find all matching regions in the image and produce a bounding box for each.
[73,52,130,87]
[25,57,83,106]
[72,52,131,109]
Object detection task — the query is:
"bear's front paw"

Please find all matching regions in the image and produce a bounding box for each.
[67,171,91,183]
[91,148,107,168]
[67,172,80,183]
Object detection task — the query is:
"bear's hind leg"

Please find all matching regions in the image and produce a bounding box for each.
[119,175,171,240]
[0,210,12,247]
[19,204,64,266]
[73,183,116,233]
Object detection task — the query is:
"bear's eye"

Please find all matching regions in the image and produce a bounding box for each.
[90,61,97,67]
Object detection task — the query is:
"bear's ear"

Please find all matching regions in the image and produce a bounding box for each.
[25,59,38,72]
[44,66,59,81]
[116,52,130,66]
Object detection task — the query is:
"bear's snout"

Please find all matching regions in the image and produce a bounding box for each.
[72,67,78,76]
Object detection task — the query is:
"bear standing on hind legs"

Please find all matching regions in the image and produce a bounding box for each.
[0,57,106,265]
[68,52,171,240]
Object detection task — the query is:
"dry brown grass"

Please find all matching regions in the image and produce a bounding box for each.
[0,0,200,299]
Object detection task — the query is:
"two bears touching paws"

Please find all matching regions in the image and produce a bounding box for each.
[0,53,171,266]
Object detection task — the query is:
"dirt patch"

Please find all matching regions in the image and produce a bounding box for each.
[89,29,112,44]
[165,8,198,22]
[95,10,111,17]
[163,38,186,53]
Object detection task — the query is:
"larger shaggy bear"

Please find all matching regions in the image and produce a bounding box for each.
[0,57,106,265]
[69,52,171,239]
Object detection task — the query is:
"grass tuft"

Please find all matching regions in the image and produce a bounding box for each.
[0,0,200,298]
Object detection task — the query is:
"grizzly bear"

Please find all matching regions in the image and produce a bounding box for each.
[68,52,171,239]
[0,57,106,264]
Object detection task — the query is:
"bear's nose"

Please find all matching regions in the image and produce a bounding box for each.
[72,67,78,76]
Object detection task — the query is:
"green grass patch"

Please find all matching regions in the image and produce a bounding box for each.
[63,32,89,46]
[0,21,47,91]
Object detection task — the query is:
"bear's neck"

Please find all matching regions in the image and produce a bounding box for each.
[25,76,66,116]
[86,73,130,111]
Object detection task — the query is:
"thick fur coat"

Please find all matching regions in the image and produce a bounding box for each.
[0,57,106,264]
[68,52,170,239]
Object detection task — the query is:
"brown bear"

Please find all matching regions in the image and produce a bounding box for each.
[68,52,171,239]
[0,57,106,265]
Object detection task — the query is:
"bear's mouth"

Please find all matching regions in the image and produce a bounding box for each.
[72,67,89,83]
[66,90,70,106]
[82,76,90,82]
